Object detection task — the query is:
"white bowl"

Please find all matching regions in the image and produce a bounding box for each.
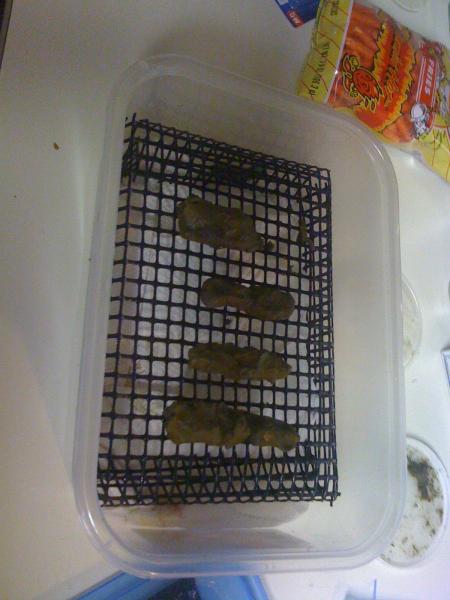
[380,436,449,568]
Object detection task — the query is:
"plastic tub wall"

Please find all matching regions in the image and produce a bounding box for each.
[73,56,405,577]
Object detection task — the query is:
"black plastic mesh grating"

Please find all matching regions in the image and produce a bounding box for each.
[97,116,337,506]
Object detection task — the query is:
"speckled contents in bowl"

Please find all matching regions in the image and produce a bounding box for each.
[382,444,444,566]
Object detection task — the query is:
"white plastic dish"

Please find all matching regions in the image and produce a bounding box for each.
[73,55,405,577]
[380,436,449,568]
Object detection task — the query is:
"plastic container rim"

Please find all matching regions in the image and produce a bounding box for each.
[72,54,406,577]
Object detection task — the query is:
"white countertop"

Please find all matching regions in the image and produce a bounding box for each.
[1,1,449,599]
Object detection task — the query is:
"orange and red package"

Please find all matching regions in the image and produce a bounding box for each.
[298,0,450,183]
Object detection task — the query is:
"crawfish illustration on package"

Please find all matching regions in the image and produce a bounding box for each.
[298,0,450,183]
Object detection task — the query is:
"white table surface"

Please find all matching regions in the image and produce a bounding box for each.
[1,1,449,599]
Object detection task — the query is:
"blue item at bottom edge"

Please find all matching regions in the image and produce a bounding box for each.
[75,572,269,600]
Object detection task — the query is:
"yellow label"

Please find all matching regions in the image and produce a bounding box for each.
[421,117,450,182]
[297,0,353,102]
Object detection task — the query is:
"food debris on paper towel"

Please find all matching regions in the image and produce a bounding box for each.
[164,399,300,451]
[200,276,296,321]
[382,444,445,565]
[176,195,265,252]
[188,342,292,383]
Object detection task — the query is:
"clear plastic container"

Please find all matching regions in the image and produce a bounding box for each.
[73,55,405,577]
[402,277,422,367]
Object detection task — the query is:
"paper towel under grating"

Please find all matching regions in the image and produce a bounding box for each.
[97,117,337,505]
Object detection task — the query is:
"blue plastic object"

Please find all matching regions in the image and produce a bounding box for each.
[273,0,320,27]
[196,576,269,600]
[75,573,270,600]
